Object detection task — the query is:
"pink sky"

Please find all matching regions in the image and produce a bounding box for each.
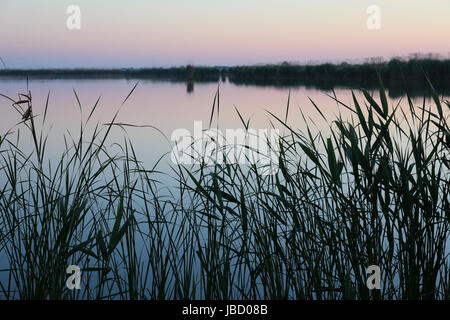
[1,0,449,68]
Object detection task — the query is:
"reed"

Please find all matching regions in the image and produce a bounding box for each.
[0,76,448,300]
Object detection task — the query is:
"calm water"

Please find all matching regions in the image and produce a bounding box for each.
[2,78,445,175]
[0,78,449,298]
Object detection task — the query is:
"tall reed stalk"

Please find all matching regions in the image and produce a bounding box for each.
[0,77,448,300]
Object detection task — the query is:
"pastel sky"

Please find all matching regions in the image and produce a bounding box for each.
[1,0,449,68]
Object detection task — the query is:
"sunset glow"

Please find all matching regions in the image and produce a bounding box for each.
[1,0,449,68]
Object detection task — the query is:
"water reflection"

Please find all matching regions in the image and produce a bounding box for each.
[0,78,448,177]
[186,81,194,94]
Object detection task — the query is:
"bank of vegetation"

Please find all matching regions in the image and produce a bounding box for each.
[0,76,449,300]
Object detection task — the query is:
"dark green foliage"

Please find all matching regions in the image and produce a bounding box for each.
[0,79,449,300]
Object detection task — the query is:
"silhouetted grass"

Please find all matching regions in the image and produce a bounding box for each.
[0,76,449,300]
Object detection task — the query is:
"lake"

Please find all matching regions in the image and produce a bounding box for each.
[1,78,446,180]
[0,78,449,299]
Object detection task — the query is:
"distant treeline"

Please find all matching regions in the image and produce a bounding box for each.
[1,59,450,95]
[0,66,220,81]
[228,58,450,92]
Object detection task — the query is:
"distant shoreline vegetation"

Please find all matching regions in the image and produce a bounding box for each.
[1,58,450,96]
